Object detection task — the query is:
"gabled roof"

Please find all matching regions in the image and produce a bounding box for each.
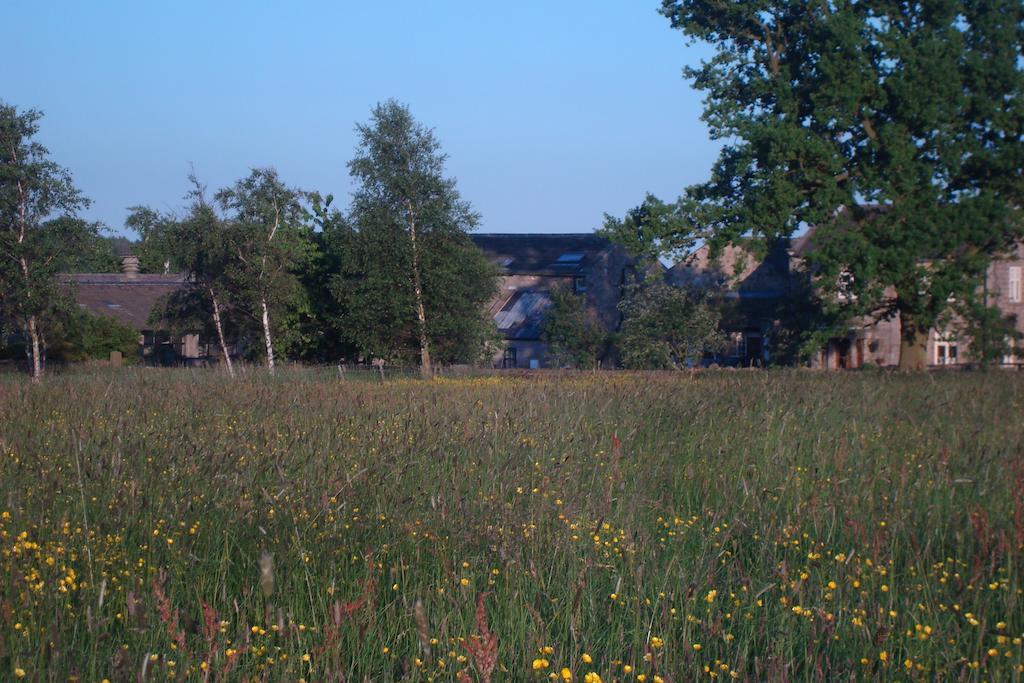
[61,273,187,330]
[471,233,612,276]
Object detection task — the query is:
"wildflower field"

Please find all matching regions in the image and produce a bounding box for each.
[0,369,1021,682]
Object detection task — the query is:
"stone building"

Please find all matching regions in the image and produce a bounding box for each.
[64,255,208,365]
[470,233,633,368]
[669,233,1024,369]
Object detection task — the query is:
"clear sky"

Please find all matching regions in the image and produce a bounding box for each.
[4,1,720,236]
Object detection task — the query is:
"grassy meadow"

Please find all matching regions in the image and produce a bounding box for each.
[0,369,1022,681]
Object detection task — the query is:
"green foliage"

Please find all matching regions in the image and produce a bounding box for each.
[953,296,1020,366]
[0,102,94,379]
[612,2,1024,365]
[600,193,699,262]
[129,181,244,365]
[125,205,181,274]
[333,100,498,366]
[52,309,139,363]
[539,285,607,368]
[290,202,360,363]
[50,219,121,273]
[131,171,317,367]
[617,278,724,369]
[216,168,315,364]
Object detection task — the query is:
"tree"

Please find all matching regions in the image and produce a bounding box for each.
[215,168,313,374]
[125,205,181,274]
[52,309,139,363]
[53,218,121,273]
[617,279,724,370]
[0,103,94,382]
[539,285,607,368]
[342,100,497,374]
[135,176,240,376]
[606,1,1023,369]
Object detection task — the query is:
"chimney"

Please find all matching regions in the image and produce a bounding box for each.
[121,254,140,279]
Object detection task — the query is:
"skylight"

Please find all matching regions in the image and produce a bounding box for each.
[555,252,584,263]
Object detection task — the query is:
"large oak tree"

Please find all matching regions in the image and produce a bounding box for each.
[605,1,1023,368]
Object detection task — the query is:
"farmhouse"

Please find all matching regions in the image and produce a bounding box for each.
[63,255,207,365]
[470,233,634,368]
[670,232,1024,369]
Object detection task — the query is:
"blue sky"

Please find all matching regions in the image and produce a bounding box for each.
[5,1,720,236]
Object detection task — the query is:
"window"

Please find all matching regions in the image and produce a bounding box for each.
[1009,266,1021,303]
[502,347,517,369]
[935,337,958,365]
[1002,337,1018,366]
[573,276,587,294]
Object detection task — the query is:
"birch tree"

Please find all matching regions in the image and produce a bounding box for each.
[346,100,493,377]
[133,177,240,376]
[0,103,93,382]
[215,168,311,374]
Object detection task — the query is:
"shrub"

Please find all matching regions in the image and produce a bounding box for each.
[53,309,139,363]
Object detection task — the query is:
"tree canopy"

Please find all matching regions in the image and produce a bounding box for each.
[618,278,724,370]
[539,286,607,369]
[0,103,95,381]
[605,1,1024,368]
[329,101,497,370]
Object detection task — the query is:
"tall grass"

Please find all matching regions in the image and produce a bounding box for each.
[0,369,1021,681]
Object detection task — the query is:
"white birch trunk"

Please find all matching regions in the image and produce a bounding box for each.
[27,314,42,384]
[406,201,432,378]
[210,288,235,378]
[260,298,276,374]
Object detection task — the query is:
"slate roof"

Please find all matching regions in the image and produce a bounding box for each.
[62,273,187,330]
[471,233,612,275]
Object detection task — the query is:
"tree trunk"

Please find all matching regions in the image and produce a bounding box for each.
[260,298,276,374]
[406,202,432,379]
[413,283,432,378]
[27,315,42,383]
[898,310,929,371]
[210,288,234,378]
